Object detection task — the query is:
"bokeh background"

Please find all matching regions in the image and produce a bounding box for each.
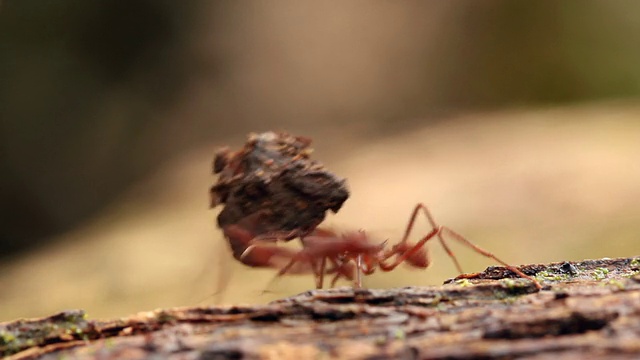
[2,1,640,321]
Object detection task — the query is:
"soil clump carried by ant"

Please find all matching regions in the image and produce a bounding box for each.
[210,131,350,259]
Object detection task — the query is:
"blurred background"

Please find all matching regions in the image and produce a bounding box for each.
[2,1,640,321]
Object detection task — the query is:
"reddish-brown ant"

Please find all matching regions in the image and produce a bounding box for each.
[211,132,540,292]
[242,203,542,290]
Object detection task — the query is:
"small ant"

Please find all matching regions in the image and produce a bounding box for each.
[241,203,542,290]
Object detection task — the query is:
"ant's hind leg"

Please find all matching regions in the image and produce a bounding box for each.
[440,227,542,289]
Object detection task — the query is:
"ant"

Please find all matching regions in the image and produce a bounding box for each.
[241,203,542,290]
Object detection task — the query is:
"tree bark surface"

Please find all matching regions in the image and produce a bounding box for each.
[2,257,640,360]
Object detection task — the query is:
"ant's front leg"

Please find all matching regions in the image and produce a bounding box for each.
[388,203,463,272]
[391,203,542,290]
[378,227,439,272]
[436,226,542,289]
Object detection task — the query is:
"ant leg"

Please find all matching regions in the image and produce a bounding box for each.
[315,257,327,289]
[301,229,338,289]
[390,203,464,272]
[261,253,309,293]
[241,242,317,276]
[379,228,439,271]
[386,203,541,289]
[330,273,342,288]
[387,224,542,290]
[382,203,433,258]
[398,203,436,243]
[352,254,377,287]
[263,252,335,291]
[439,227,542,289]
[262,231,337,290]
[435,233,463,273]
[354,255,363,288]
[327,258,355,287]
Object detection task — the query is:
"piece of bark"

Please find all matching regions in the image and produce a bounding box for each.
[210,131,349,238]
[3,257,640,359]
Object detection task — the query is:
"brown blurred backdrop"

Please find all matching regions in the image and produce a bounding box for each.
[1,1,640,321]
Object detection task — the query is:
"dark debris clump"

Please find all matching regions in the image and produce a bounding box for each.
[210,131,350,238]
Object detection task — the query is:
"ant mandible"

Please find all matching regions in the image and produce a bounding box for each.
[242,203,543,290]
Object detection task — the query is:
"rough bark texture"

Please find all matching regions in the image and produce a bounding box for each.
[2,257,640,359]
